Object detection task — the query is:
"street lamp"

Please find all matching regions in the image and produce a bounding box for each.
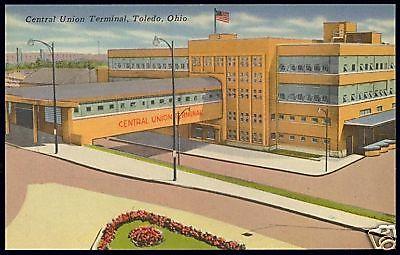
[27,39,58,154]
[177,107,191,165]
[153,35,177,181]
[318,107,329,173]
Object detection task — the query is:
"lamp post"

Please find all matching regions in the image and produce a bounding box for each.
[153,35,177,181]
[27,39,58,154]
[318,107,329,173]
[177,107,191,166]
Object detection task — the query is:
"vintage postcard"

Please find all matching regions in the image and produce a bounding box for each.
[4,4,396,250]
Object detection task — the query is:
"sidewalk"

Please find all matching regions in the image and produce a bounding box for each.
[115,132,364,176]
[15,141,388,231]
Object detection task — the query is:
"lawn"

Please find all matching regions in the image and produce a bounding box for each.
[109,221,219,250]
[269,149,322,159]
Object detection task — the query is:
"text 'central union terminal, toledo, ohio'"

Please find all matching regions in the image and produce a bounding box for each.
[5,21,396,157]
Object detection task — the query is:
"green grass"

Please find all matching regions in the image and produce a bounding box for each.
[109,221,218,250]
[269,149,322,159]
[86,144,396,224]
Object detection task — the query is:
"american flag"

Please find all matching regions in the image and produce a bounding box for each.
[215,10,230,23]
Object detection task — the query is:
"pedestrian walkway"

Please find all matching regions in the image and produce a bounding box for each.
[12,139,388,231]
[114,132,364,176]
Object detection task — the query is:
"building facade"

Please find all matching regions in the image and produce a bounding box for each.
[100,21,395,157]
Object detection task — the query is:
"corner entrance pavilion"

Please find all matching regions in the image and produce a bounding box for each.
[343,109,396,154]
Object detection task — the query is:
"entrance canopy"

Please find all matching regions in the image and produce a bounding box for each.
[344,109,395,127]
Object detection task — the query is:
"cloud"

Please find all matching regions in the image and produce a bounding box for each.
[245,26,295,35]
[358,18,395,43]
[232,12,264,25]
[285,16,326,30]
[179,12,213,29]
[5,14,42,31]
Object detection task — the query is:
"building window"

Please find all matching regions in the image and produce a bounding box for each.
[289,135,295,141]
[300,136,306,142]
[253,72,263,83]
[215,56,224,66]
[86,106,91,112]
[377,105,383,112]
[301,116,306,122]
[204,57,212,66]
[240,56,249,67]
[278,114,284,120]
[323,138,330,144]
[289,115,295,121]
[185,96,191,102]
[311,117,318,124]
[271,114,276,120]
[239,72,249,82]
[312,137,318,143]
[227,56,236,67]
[323,117,331,125]
[227,72,236,83]
[151,100,155,105]
[360,108,371,116]
[271,133,276,141]
[191,57,201,67]
[252,56,262,67]
[160,99,165,104]
[98,105,104,111]
[258,114,262,123]
[74,107,79,113]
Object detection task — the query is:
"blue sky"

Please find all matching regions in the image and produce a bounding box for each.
[5,4,395,54]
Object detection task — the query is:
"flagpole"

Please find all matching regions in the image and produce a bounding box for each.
[213,8,217,34]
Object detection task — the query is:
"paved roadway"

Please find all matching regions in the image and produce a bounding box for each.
[95,138,396,216]
[6,144,372,249]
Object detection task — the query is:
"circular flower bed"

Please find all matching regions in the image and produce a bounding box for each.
[129,226,164,247]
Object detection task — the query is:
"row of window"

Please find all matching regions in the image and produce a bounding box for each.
[272,113,331,125]
[278,79,395,105]
[227,130,264,144]
[227,112,263,123]
[271,133,329,144]
[227,88,264,100]
[278,55,395,74]
[191,56,263,68]
[72,90,221,118]
[227,72,263,83]
[279,93,330,104]
[109,57,189,71]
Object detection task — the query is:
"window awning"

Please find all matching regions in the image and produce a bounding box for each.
[344,109,395,127]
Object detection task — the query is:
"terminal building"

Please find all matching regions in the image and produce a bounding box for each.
[5,21,396,157]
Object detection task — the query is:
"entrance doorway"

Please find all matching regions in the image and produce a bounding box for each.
[15,103,33,129]
[346,136,353,155]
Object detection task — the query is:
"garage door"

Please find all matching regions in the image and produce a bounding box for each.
[15,103,33,129]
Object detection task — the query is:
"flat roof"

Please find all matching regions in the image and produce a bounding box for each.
[344,109,395,127]
[6,77,221,103]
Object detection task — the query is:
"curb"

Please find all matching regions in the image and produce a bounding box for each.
[108,137,365,178]
[6,142,376,233]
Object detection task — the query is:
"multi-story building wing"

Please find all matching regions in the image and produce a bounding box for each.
[276,43,395,156]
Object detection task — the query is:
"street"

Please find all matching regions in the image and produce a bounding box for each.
[6,144,372,248]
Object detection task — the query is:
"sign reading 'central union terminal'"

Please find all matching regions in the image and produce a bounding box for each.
[118,109,203,128]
